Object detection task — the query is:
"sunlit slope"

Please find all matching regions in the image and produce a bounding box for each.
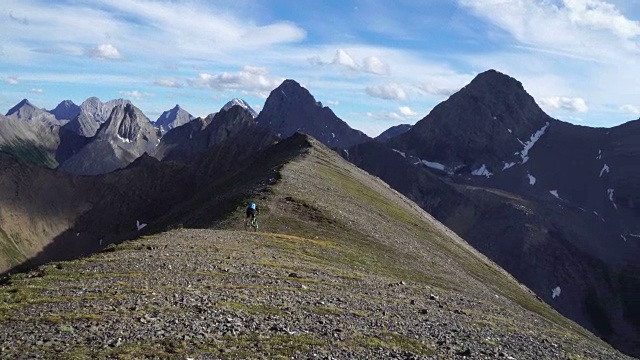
[0,134,629,359]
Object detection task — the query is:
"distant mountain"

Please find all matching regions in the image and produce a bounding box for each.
[222,98,258,118]
[58,103,160,175]
[375,124,412,142]
[6,99,60,126]
[346,69,640,357]
[256,79,370,148]
[49,100,80,121]
[156,105,277,163]
[389,69,552,175]
[63,97,131,137]
[155,104,194,134]
[80,97,130,123]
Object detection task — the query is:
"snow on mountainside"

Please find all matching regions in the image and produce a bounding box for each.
[345,69,640,357]
[155,104,195,134]
[222,98,258,118]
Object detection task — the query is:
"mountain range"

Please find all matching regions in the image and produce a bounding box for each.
[0,70,639,357]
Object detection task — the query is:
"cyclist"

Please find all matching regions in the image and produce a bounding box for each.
[245,202,259,230]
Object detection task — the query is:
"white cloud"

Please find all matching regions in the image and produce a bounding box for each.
[334,49,359,71]
[194,66,283,92]
[539,96,589,112]
[326,100,340,106]
[366,83,407,100]
[367,111,405,121]
[362,56,390,75]
[5,76,19,85]
[119,90,152,100]
[417,82,460,97]
[86,43,122,60]
[620,104,640,114]
[563,0,640,38]
[458,0,640,63]
[30,88,43,94]
[399,106,417,116]
[154,79,183,88]
[311,49,391,75]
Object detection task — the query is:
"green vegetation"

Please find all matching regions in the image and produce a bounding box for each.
[0,140,58,169]
[0,226,28,267]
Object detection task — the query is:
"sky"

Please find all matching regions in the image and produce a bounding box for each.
[1,0,639,137]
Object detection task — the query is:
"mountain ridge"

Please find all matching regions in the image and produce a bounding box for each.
[0,132,631,359]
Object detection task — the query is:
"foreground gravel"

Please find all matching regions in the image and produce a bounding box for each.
[0,229,630,359]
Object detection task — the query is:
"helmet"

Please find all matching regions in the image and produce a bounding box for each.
[250,202,256,210]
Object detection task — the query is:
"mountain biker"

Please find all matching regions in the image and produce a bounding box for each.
[245,202,258,228]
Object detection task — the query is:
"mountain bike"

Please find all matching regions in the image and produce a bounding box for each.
[245,217,259,232]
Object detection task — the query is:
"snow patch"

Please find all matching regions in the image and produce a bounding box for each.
[593,211,606,222]
[552,286,561,299]
[503,162,516,170]
[281,90,287,97]
[550,190,560,198]
[520,123,549,164]
[629,234,640,238]
[136,220,147,231]
[596,149,602,160]
[528,173,536,185]
[343,149,349,157]
[621,235,627,242]
[607,189,617,209]
[421,160,447,172]
[507,128,512,133]
[331,132,335,138]
[471,164,493,178]
[600,164,610,177]
[117,133,133,144]
[392,149,406,158]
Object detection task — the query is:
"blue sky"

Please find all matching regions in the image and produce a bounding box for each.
[1,0,639,136]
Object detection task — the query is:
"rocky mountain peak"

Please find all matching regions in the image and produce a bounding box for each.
[6,99,37,117]
[100,103,154,142]
[391,69,552,173]
[49,100,80,121]
[256,79,370,148]
[155,104,194,133]
[222,98,258,118]
[80,97,131,124]
[5,99,60,126]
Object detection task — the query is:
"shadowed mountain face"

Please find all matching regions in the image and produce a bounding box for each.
[156,105,278,163]
[256,79,370,148]
[49,100,81,121]
[0,133,632,359]
[58,103,160,175]
[344,70,640,357]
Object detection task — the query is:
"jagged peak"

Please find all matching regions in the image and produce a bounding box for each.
[6,99,37,116]
[221,98,258,118]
